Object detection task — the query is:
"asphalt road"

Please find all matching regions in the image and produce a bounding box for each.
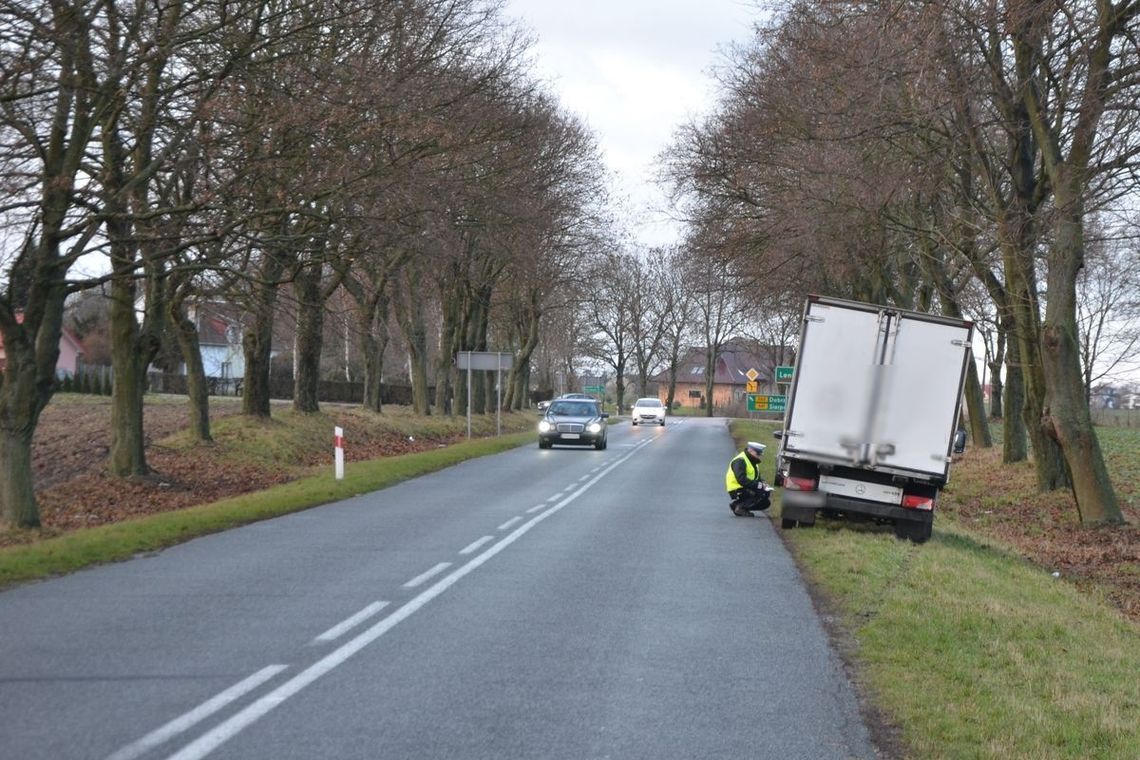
[0,416,878,759]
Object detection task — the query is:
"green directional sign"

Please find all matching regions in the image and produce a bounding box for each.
[747,394,787,413]
[583,385,604,393]
[775,366,794,384]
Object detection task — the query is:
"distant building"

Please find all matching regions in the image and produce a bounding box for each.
[186,302,248,380]
[652,340,792,410]
[0,315,85,377]
[1090,384,1118,409]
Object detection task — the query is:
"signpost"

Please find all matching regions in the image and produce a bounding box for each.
[583,384,604,394]
[747,394,787,413]
[775,365,794,384]
[456,351,514,438]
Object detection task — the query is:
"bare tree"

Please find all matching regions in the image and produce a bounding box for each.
[581,250,636,413]
[1077,227,1140,400]
[626,247,673,398]
[657,247,698,410]
[0,0,274,526]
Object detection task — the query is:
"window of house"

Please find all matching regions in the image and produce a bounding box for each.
[688,389,702,398]
[220,361,231,379]
[690,367,704,375]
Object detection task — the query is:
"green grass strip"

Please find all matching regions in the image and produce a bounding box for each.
[0,431,532,588]
[729,420,1140,758]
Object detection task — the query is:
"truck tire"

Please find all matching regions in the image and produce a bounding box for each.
[895,521,932,543]
[781,518,798,529]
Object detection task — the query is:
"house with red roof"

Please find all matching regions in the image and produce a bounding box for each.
[651,339,793,411]
[0,315,86,377]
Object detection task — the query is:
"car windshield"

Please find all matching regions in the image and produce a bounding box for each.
[549,401,597,416]
[635,399,662,407]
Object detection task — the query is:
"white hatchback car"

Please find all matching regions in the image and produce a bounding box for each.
[630,397,666,426]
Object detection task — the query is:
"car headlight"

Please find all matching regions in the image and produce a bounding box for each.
[587,422,602,433]
[538,420,552,432]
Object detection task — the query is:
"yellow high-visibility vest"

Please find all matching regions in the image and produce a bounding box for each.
[725,451,756,492]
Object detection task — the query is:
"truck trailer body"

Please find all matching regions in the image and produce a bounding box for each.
[774,295,974,542]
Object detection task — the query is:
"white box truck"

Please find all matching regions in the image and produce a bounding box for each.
[773,295,974,543]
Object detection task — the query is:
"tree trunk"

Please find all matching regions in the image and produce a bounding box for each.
[928,251,992,449]
[170,301,212,442]
[1001,215,1068,489]
[962,356,993,449]
[434,291,461,417]
[464,289,491,416]
[403,283,433,417]
[507,298,541,410]
[1039,204,1123,524]
[0,425,38,528]
[292,264,323,414]
[107,242,152,477]
[988,326,1005,419]
[1002,345,1029,464]
[397,269,432,416]
[243,251,285,418]
[362,290,390,414]
[0,315,55,527]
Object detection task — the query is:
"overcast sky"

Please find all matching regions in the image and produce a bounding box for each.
[501,0,763,248]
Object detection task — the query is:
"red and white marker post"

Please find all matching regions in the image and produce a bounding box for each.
[334,426,345,480]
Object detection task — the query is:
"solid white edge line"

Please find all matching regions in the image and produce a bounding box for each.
[163,438,654,760]
[311,602,389,644]
[104,665,287,760]
[402,562,452,588]
[459,535,495,554]
[497,516,523,531]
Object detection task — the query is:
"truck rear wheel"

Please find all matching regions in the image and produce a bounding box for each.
[781,518,798,530]
[895,521,932,543]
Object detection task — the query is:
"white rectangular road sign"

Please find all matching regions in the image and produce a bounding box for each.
[456,352,514,439]
[456,351,513,370]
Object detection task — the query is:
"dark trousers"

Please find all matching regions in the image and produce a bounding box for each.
[729,488,770,512]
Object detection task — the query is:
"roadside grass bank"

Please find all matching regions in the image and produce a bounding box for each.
[1,398,539,588]
[730,420,1140,759]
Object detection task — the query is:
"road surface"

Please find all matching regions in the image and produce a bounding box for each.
[0,416,877,759]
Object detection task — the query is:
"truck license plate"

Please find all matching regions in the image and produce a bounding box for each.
[819,475,902,505]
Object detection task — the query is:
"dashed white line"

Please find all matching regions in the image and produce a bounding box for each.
[460,536,495,554]
[155,437,656,760]
[525,504,547,514]
[104,665,287,760]
[547,492,565,502]
[497,516,523,531]
[403,562,452,588]
[311,602,389,644]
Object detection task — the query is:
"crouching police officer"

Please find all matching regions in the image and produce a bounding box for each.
[725,441,772,517]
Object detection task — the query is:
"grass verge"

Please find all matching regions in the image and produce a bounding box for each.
[729,420,1140,759]
[0,431,532,588]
